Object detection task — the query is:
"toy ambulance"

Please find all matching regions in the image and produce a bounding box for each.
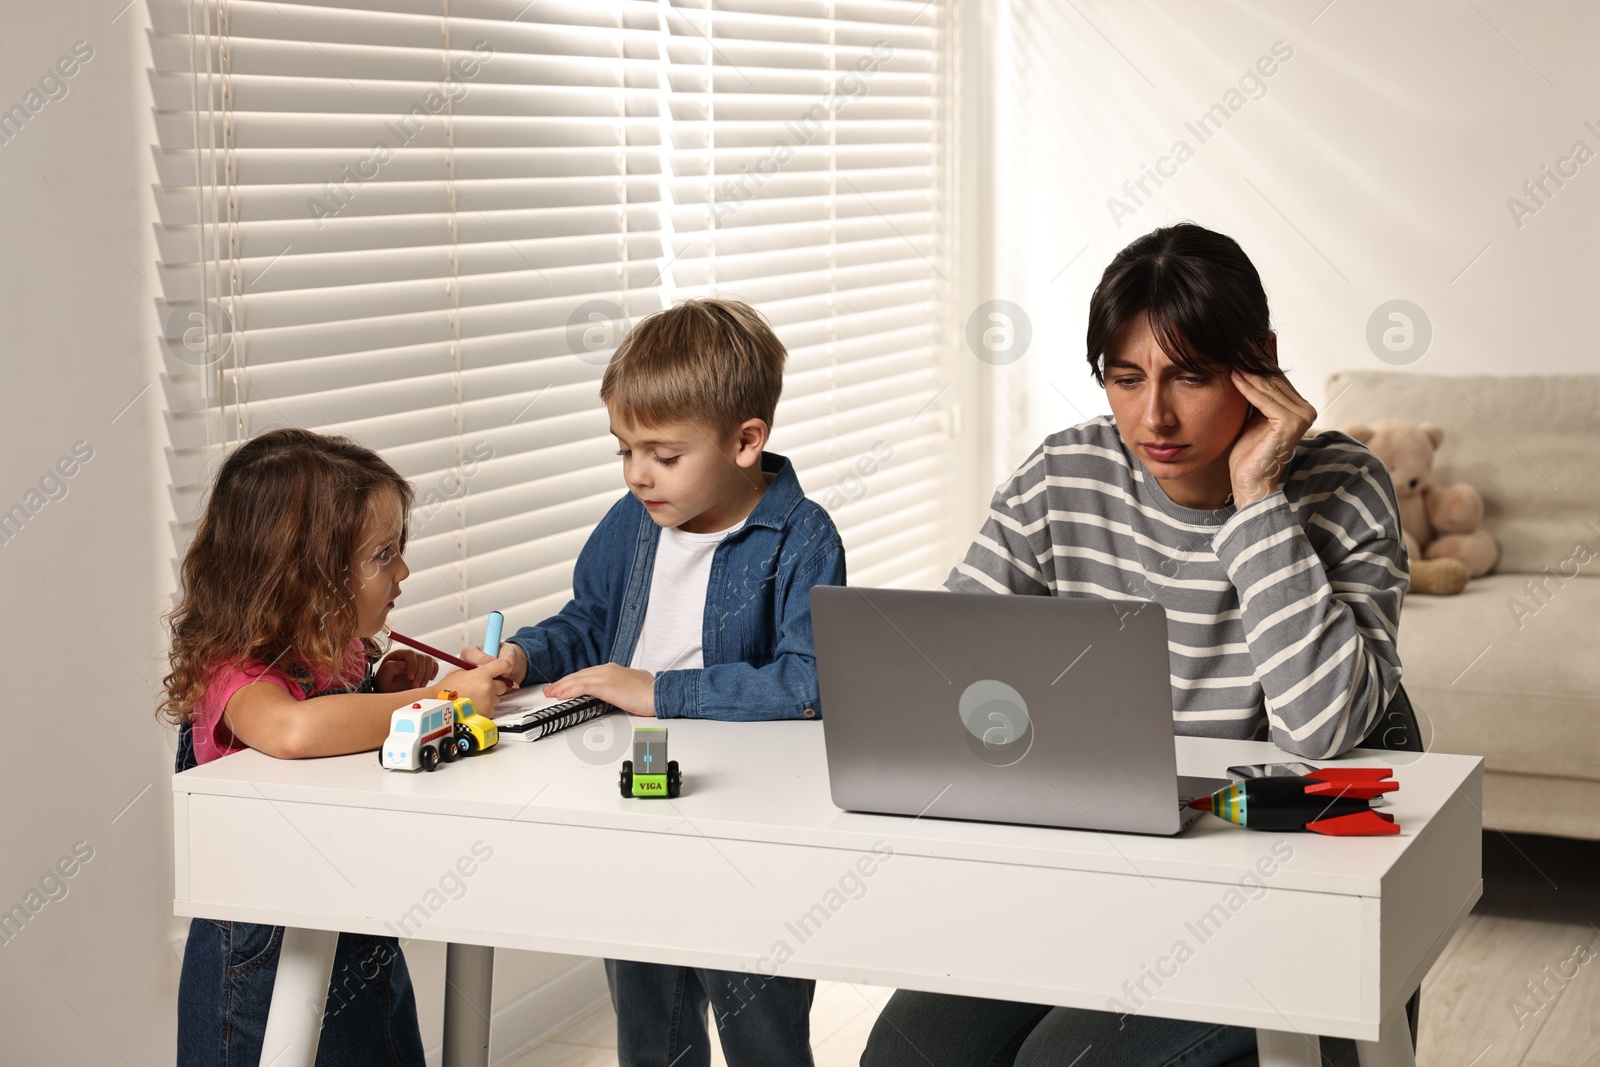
[619,726,680,798]
[381,697,457,771]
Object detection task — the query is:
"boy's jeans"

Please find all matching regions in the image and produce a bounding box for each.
[177,917,425,1067]
[606,958,815,1067]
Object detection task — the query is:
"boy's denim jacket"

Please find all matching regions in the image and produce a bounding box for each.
[506,452,846,721]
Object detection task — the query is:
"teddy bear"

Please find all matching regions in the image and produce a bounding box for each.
[1342,418,1499,596]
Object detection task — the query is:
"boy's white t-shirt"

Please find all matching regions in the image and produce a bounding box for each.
[629,517,748,674]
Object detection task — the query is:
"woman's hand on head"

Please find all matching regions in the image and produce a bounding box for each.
[1227,371,1317,508]
[375,649,437,693]
[439,658,514,715]
[463,642,527,687]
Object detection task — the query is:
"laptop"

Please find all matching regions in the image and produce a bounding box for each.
[810,586,1228,836]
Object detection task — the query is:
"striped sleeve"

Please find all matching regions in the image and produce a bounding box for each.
[945,448,1054,596]
[1211,446,1408,759]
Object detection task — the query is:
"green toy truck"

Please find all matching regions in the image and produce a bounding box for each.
[619,726,681,798]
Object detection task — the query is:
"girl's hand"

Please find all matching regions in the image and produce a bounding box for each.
[375,650,438,693]
[544,664,656,717]
[463,642,528,687]
[1228,371,1317,508]
[439,658,514,717]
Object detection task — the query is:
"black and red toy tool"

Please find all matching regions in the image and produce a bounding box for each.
[1189,767,1401,836]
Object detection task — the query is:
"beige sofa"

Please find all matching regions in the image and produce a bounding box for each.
[1324,371,1600,840]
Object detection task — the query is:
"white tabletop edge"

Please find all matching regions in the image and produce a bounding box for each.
[172,725,1482,898]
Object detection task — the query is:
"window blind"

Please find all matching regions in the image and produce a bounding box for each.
[152,0,958,652]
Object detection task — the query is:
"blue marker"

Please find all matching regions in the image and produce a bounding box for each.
[483,611,504,659]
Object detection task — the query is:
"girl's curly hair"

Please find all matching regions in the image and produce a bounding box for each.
[158,428,413,726]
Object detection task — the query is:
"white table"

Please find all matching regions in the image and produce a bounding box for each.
[172,722,1482,1067]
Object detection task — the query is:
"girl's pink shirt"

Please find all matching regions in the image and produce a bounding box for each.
[191,640,367,764]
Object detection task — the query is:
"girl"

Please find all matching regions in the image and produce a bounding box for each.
[160,427,512,1067]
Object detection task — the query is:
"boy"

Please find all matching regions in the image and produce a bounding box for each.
[467,296,844,1067]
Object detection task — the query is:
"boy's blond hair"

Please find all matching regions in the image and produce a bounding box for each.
[599,297,785,436]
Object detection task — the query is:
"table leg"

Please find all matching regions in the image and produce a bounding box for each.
[1256,1029,1321,1067]
[1356,1001,1417,1067]
[443,942,495,1067]
[260,926,338,1067]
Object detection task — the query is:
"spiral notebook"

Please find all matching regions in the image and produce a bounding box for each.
[493,690,615,742]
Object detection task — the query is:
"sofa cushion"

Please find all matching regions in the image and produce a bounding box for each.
[1397,573,1600,781]
[1480,771,1600,841]
[1323,371,1600,574]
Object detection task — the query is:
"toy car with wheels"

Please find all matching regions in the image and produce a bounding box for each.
[381,698,456,771]
[438,689,498,758]
[619,726,680,798]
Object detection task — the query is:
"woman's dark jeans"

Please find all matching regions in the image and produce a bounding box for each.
[858,989,1368,1067]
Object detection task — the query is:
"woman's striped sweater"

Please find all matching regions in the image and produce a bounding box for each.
[946,416,1409,759]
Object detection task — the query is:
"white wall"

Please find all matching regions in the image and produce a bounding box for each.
[0,4,597,1061]
[0,2,175,1061]
[979,0,1599,486]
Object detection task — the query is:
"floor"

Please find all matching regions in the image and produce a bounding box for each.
[513,833,1600,1067]
[1415,832,1600,1067]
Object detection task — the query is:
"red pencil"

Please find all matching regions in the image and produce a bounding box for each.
[387,630,516,687]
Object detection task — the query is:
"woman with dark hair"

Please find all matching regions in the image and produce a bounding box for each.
[859,224,1407,1067]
